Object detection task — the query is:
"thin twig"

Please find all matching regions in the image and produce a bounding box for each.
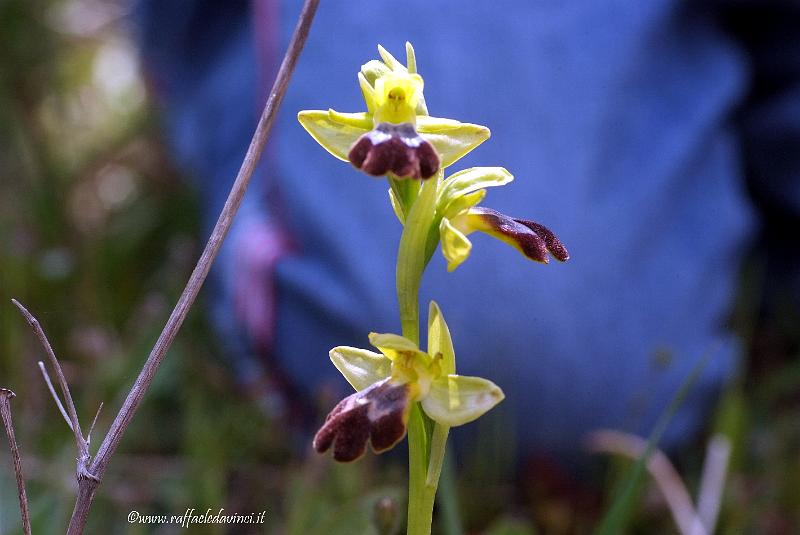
[1,388,32,535]
[587,429,705,535]
[13,300,89,462]
[691,434,731,535]
[86,402,104,446]
[38,360,72,431]
[56,1,320,533]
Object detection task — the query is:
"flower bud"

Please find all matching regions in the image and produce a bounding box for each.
[373,496,401,535]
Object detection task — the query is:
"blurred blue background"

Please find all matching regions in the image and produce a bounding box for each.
[140,0,761,454]
[1,0,799,532]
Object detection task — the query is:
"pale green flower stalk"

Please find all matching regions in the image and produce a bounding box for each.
[298,43,568,534]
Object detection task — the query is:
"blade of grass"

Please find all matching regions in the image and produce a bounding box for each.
[594,347,716,535]
[438,450,464,535]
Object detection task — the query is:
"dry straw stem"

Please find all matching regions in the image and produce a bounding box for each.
[0,388,32,535]
[13,299,95,483]
[37,360,73,431]
[11,0,319,533]
[39,359,104,446]
[588,429,730,535]
[691,435,731,535]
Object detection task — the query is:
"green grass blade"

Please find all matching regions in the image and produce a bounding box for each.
[437,451,464,535]
[594,348,715,535]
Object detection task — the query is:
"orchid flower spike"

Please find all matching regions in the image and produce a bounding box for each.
[314,302,504,462]
[298,43,490,180]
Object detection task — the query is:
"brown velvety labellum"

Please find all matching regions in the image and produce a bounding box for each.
[348,122,440,180]
[313,379,410,462]
[470,207,569,264]
[368,382,410,452]
[514,219,570,261]
[473,207,550,263]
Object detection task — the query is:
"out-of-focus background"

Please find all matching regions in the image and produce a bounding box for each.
[0,0,799,534]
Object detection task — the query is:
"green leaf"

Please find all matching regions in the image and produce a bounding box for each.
[388,187,405,224]
[388,175,421,222]
[297,110,370,161]
[439,217,472,272]
[396,176,440,344]
[417,117,490,168]
[329,346,392,391]
[438,167,513,214]
[427,301,456,375]
[421,375,504,427]
[436,452,464,535]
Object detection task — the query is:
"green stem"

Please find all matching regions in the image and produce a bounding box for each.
[407,420,448,535]
[396,174,438,344]
[389,175,421,220]
[407,405,433,535]
[438,449,464,535]
[396,174,447,535]
[426,424,450,488]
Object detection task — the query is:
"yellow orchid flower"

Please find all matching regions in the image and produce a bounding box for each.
[313,302,504,462]
[298,43,490,180]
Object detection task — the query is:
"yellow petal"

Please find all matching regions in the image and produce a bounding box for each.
[439,217,472,272]
[377,44,407,72]
[405,42,417,74]
[330,346,392,392]
[358,72,377,113]
[417,117,491,168]
[427,301,456,375]
[297,110,371,161]
[438,167,513,214]
[421,375,505,427]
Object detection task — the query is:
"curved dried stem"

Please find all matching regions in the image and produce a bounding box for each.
[13,300,92,478]
[587,429,704,535]
[38,360,72,431]
[692,435,731,535]
[589,429,731,535]
[86,402,104,447]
